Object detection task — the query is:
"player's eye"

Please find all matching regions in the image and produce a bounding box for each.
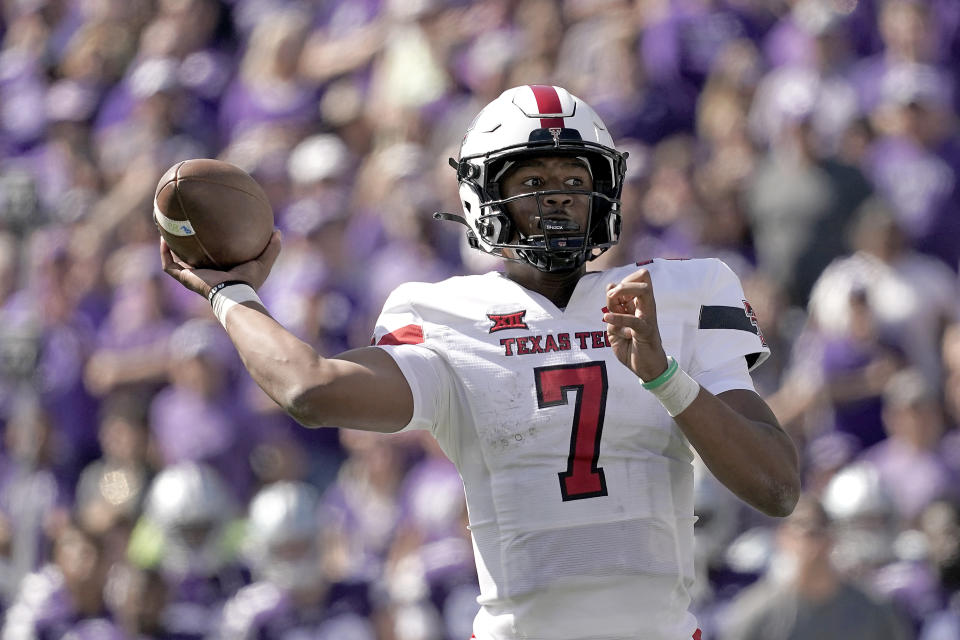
[521,177,544,188]
[564,177,584,187]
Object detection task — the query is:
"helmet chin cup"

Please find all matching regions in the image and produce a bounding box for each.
[517,247,585,272]
[538,218,582,235]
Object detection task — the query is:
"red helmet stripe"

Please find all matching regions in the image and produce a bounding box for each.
[530,85,564,128]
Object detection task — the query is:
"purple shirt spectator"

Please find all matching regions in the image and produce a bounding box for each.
[1,565,122,640]
[860,438,955,523]
[820,332,903,451]
[149,384,254,500]
[2,284,99,486]
[219,580,375,640]
[148,320,257,499]
[640,0,768,90]
[0,51,49,150]
[398,453,465,543]
[864,134,957,256]
[161,568,250,639]
[858,368,957,523]
[217,80,319,143]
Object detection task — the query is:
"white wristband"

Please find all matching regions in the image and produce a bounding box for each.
[210,283,262,326]
[641,358,701,417]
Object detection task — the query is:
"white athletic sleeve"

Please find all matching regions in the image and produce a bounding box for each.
[375,343,449,432]
[687,259,769,395]
[371,283,450,432]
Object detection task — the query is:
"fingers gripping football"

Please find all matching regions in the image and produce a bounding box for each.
[603,269,669,381]
[161,230,283,298]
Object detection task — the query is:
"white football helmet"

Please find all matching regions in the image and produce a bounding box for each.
[822,462,897,572]
[144,462,237,577]
[439,85,627,272]
[244,481,323,591]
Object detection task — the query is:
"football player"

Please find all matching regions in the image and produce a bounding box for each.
[218,481,376,639]
[161,85,800,640]
[127,462,249,639]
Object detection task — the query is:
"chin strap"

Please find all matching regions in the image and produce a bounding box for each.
[516,241,587,272]
[432,211,469,226]
[433,211,481,250]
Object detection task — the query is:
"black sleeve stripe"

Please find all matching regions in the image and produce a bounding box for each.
[698,305,758,336]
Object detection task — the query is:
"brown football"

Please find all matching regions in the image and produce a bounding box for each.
[154,159,274,270]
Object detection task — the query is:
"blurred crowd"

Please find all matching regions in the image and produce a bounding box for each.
[1,0,960,638]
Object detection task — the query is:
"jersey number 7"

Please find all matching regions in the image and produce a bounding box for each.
[534,361,609,501]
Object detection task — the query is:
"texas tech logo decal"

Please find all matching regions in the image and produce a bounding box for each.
[488,310,528,333]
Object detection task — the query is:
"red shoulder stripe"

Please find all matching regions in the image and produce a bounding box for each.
[376,324,424,346]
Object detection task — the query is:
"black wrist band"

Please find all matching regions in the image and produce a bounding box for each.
[207,280,251,304]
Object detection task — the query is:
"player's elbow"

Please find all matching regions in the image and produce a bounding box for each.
[282,381,337,428]
[757,476,801,518]
[283,386,320,426]
[756,430,801,518]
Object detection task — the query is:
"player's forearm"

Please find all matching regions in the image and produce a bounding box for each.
[674,389,800,518]
[220,302,331,422]
[220,303,412,432]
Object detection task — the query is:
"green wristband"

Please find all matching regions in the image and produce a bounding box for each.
[641,356,678,390]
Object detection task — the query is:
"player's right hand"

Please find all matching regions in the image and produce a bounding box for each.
[160,230,282,298]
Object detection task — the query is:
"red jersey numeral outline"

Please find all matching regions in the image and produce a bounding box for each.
[534,361,609,501]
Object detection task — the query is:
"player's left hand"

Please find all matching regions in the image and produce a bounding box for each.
[604,269,669,382]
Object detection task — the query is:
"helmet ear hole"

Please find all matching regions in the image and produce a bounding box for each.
[478,214,512,245]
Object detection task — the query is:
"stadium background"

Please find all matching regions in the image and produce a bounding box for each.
[1,0,959,637]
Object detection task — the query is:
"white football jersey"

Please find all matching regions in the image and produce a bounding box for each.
[372,258,768,640]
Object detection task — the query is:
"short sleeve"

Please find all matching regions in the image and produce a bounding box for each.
[688,260,770,392]
[371,284,427,347]
[371,284,450,432]
[375,343,449,432]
